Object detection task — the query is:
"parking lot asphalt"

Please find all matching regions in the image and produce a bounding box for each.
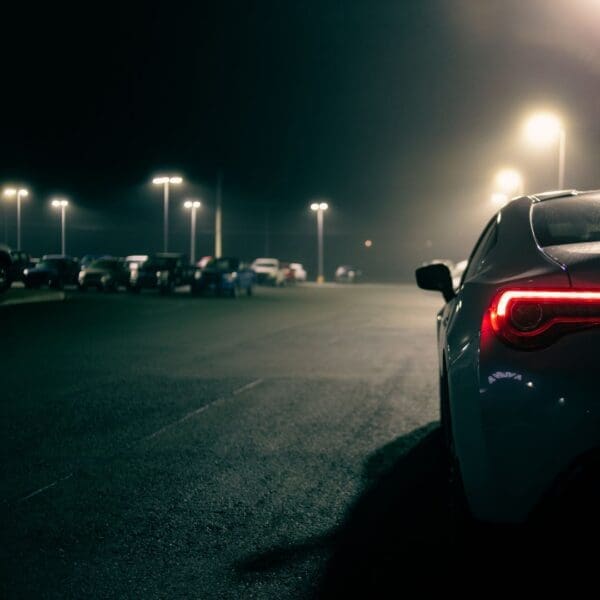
[0,283,445,597]
[3,283,591,598]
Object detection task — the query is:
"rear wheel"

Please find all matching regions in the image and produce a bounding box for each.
[440,364,469,524]
[246,285,253,297]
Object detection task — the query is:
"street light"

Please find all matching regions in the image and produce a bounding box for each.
[524,112,566,189]
[183,199,201,264]
[310,201,329,283]
[3,187,29,249]
[51,198,69,255]
[152,175,183,252]
[494,168,524,196]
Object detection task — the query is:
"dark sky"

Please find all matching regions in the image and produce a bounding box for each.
[2,1,600,278]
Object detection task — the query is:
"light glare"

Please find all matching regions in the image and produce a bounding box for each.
[495,169,523,194]
[524,112,563,146]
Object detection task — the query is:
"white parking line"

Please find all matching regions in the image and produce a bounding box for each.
[140,378,264,442]
[232,378,264,396]
[14,378,265,505]
[19,472,73,503]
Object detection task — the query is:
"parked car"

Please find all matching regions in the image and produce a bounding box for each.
[251,258,285,286]
[0,245,12,293]
[335,265,362,283]
[192,257,254,297]
[78,257,129,292]
[289,262,307,282]
[280,261,296,285]
[9,250,33,284]
[129,253,193,294]
[79,254,103,269]
[23,255,80,289]
[416,189,600,523]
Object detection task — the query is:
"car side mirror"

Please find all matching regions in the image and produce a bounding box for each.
[415,263,455,302]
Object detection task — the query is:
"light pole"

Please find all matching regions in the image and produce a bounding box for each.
[152,175,183,252]
[3,187,29,249]
[310,201,329,283]
[524,112,566,189]
[51,199,69,255]
[184,200,201,264]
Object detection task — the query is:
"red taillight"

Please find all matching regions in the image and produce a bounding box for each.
[489,289,600,349]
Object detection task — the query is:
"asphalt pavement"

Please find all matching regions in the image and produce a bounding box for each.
[2,284,592,598]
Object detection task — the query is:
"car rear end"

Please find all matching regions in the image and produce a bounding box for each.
[459,192,600,522]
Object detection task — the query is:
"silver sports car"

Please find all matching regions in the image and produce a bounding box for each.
[416,189,600,523]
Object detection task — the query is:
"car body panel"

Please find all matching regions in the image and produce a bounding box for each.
[429,191,600,522]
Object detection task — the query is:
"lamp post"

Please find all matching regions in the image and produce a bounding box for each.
[184,200,201,265]
[152,175,183,252]
[3,187,29,249]
[310,201,329,283]
[51,199,69,255]
[524,112,566,189]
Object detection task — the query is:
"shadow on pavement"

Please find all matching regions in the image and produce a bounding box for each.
[237,423,600,595]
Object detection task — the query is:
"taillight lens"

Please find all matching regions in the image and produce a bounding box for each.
[489,290,600,349]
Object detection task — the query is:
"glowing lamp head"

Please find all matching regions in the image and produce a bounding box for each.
[310,203,319,211]
[51,199,68,208]
[319,202,328,210]
[3,188,17,198]
[364,239,373,248]
[495,169,523,194]
[169,176,183,184]
[524,112,563,146]
[184,200,201,209]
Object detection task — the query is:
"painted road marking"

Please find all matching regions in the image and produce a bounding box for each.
[15,378,265,504]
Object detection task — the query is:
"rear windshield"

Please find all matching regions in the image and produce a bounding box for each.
[532,196,600,247]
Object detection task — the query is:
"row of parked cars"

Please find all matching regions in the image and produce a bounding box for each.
[0,246,311,298]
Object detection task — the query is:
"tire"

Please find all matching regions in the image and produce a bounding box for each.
[440,364,469,522]
[246,285,253,297]
[78,284,87,292]
[230,285,237,299]
[51,278,64,291]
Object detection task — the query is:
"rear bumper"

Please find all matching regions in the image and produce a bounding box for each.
[451,328,600,522]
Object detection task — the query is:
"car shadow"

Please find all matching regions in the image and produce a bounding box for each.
[236,423,600,595]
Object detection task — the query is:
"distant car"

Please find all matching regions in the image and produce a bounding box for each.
[280,262,296,285]
[451,259,468,289]
[416,189,600,523]
[335,265,361,283]
[129,253,194,294]
[23,256,80,289]
[78,257,129,292]
[8,250,33,284]
[192,257,254,297]
[79,254,104,269]
[289,262,307,282]
[251,258,285,286]
[0,245,12,293]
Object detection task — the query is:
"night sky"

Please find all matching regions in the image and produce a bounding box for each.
[2,1,600,278]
